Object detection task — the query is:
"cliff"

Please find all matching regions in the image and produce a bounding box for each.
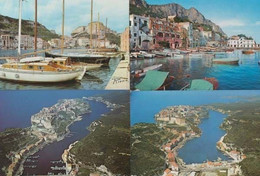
[31,99,90,140]
[0,14,59,41]
[130,0,226,36]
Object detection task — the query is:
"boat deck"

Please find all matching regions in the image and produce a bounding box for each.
[105,55,130,90]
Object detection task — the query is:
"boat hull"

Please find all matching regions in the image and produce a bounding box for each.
[0,68,85,83]
[45,52,111,66]
[213,60,239,65]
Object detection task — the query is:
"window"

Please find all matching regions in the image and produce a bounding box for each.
[60,62,64,65]
[38,66,43,70]
[134,33,137,37]
[129,21,132,26]
[28,66,33,69]
[134,22,137,26]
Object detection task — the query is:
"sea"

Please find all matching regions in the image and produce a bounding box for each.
[130,91,260,164]
[0,90,113,175]
[131,50,260,90]
[0,49,120,90]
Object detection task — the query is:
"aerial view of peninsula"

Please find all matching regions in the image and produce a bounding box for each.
[130,0,260,90]
[0,90,130,176]
[131,91,260,176]
[0,0,129,90]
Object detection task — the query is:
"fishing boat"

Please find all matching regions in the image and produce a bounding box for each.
[181,79,215,90]
[242,50,255,54]
[135,70,173,91]
[213,58,239,65]
[0,0,86,83]
[134,64,162,78]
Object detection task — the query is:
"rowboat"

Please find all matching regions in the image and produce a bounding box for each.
[134,64,162,78]
[182,79,215,90]
[213,58,239,65]
[242,50,255,54]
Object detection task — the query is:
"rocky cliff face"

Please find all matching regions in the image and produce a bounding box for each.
[31,99,90,140]
[0,14,59,40]
[130,0,226,36]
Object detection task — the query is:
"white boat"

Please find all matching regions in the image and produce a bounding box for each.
[0,0,87,83]
[0,57,86,82]
[139,51,156,58]
[172,54,184,59]
[134,64,162,78]
[189,53,204,58]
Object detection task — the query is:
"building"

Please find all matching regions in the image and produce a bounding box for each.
[178,22,194,47]
[1,35,15,49]
[228,36,256,48]
[120,27,130,52]
[149,17,182,49]
[0,37,2,49]
[129,14,152,50]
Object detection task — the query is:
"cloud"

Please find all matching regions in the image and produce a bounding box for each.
[215,19,246,27]
[0,0,129,35]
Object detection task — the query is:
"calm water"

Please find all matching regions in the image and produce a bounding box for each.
[178,110,231,164]
[0,49,120,90]
[131,50,260,90]
[130,91,260,126]
[0,90,113,175]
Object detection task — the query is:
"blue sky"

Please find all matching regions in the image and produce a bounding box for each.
[0,0,129,35]
[146,0,260,43]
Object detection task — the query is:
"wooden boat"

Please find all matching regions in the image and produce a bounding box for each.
[182,79,214,90]
[242,50,255,54]
[45,51,111,66]
[139,51,156,58]
[135,70,173,91]
[134,64,162,78]
[0,0,86,83]
[213,58,239,65]
[0,57,86,83]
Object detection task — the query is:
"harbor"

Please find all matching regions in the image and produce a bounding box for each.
[131,49,260,90]
[0,0,129,90]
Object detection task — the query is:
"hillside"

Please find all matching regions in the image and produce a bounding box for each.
[130,0,226,36]
[0,14,59,41]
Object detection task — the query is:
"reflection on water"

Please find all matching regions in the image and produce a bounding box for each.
[0,49,120,90]
[131,50,260,90]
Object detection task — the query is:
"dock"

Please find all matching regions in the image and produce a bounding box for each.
[105,54,130,90]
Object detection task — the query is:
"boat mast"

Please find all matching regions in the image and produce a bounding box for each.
[34,0,37,55]
[18,0,23,56]
[90,0,93,49]
[61,0,65,54]
[98,12,100,48]
[104,18,107,48]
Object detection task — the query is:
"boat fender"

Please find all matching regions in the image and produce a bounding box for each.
[2,73,6,77]
[15,74,19,79]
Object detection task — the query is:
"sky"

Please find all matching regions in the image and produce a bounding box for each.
[146,0,260,43]
[0,0,129,35]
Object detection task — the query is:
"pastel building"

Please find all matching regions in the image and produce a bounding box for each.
[227,36,256,48]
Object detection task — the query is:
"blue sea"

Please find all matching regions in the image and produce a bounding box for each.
[0,90,114,175]
[131,50,260,90]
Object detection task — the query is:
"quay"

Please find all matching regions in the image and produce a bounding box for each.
[105,53,130,90]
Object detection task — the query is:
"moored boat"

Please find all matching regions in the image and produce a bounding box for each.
[213,58,239,65]
[0,57,86,83]
[242,50,255,54]
[134,64,162,78]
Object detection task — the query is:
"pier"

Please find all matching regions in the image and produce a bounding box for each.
[105,54,130,90]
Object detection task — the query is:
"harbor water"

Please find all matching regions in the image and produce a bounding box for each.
[0,49,120,90]
[131,50,260,90]
[178,110,231,164]
[0,90,112,175]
